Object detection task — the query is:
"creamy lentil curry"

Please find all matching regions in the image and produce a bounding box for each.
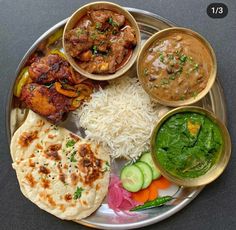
[141,32,213,101]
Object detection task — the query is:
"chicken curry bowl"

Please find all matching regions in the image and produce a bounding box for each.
[137,27,217,107]
[63,2,141,80]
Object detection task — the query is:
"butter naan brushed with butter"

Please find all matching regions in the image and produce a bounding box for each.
[11,110,110,220]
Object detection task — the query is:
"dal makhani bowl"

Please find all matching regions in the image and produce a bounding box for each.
[63,1,141,80]
[151,106,231,187]
[137,27,217,107]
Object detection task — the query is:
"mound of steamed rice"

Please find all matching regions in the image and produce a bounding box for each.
[73,76,169,160]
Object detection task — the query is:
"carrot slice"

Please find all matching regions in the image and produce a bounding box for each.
[131,188,150,203]
[152,176,171,189]
[148,181,159,201]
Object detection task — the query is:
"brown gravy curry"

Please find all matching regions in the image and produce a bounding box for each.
[65,9,137,74]
[141,32,212,101]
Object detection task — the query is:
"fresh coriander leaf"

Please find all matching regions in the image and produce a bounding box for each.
[95,22,101,29]
[70,151,77,162]
[90,33,97,40]
[73,187,84,200]
[144,68,149,76]
[66,139,76,148]
[76,28,84,36]
[92,45,98,54]
[161,78,169,85]
[194,63,199,70]
[180,55,187,63]
[45,83,54,88]
[108,17,113,24]
[108,17,117,26]
[169,75,176,80]
[159,53,164,62]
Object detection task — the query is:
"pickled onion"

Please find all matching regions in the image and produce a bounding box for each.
[108,175,143,213]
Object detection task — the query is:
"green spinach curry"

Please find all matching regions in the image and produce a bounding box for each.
[156,112,222,178]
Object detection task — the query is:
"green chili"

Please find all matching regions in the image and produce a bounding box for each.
[130,196,173,211]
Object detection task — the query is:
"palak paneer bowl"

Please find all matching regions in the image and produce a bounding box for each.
[63,1,141,81]
[151,106,231,187]
[137,27,217,107]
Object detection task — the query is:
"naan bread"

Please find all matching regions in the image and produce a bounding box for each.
[11,110,110,220]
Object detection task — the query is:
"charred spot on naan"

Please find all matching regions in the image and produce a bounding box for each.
[69,132,80,142]
[28,159,35,167]
[25,173,37,188]
[39,165,50,174]
[39,192,56,207]
[18,130,38,147]
[40,178,50,189]
[36,143,43,150]
[64,193,72,202]
[36,119,45,127]
[70,172,79,186]
[44,144,62,161]
[77,144,105,186]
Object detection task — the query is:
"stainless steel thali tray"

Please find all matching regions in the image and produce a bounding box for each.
[6,7,227,230]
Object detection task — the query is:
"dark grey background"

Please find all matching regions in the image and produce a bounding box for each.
[0,0,235,229]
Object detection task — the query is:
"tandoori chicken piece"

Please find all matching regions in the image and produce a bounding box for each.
[20,83,72,123]
[28,54,86,85]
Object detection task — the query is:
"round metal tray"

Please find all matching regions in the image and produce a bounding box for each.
[6,7,227,230]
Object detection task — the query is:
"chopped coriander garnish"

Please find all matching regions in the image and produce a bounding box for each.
[90,33,97,40]
[92,45,98,54]
[161,78,169,85]
[180,95,185,100]
[159,53,164,63]
[168,54,174,60]
[103,161,110,172]
[180,55,187,63]
[73,187,84,200]
[192,91,198,98]
[95,22,101,29]
[70,151,77,162]
[188,56,193,63]
[144,68,149,76]
[175,50,180,55]
[194,63,199,70]
[66,139,76,148]
[108,17,117,26]
[169,75,176,80]
[76,28,84,36]
[112,30,118,35]
[108,17,113,24]
[45,83,54,88]
[176,66,183,75]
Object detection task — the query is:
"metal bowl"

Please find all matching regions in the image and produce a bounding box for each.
[63,1,141,81]
[151,106,231,187]
[137,27,217,107]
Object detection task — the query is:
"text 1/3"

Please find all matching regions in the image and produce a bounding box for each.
[207,3,228,18]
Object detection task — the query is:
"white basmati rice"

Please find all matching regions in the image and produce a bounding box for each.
[73,76,169,160]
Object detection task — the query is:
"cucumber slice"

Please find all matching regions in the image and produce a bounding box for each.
[134,161,153,189]
[120,165,144,192]
[140,152,161,180]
